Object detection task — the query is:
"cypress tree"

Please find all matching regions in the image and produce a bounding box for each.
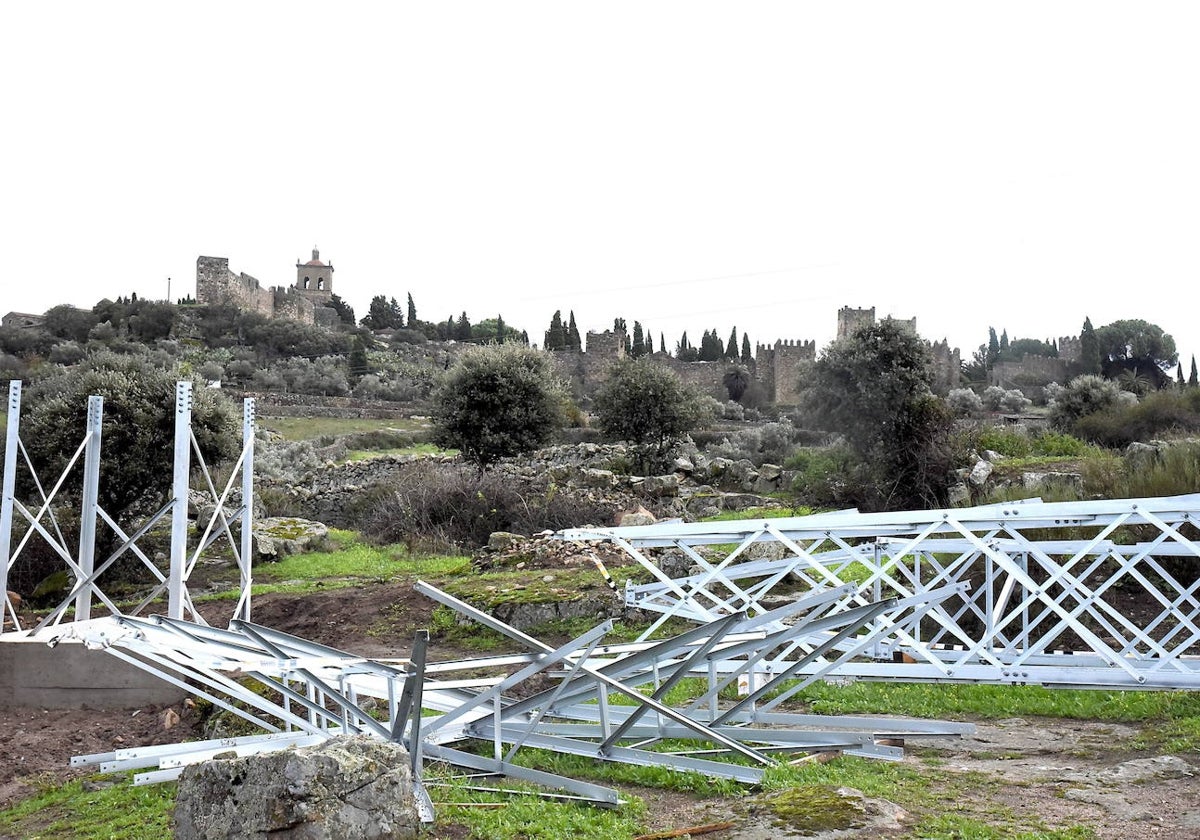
[545,310,566,350]
[407,293,418,328]
[1190,355,1198,387]
[567,311,582,351]
[660,333,666,354]
[631,321,646,358]
[1080,317,1101,375]
[726,327,738,360]
[987,327,999,365]
[999,329,1010,355]
[1177,362,1185,387]
[496,314,506,344]
[741,333,752,365]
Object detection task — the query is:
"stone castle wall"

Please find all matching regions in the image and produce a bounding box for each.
[196,256,323,326]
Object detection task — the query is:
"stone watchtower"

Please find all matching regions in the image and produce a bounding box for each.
[295,248,334,302]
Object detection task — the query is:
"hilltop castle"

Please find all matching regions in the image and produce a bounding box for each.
[554,306,960,407]
[195,249,338,328]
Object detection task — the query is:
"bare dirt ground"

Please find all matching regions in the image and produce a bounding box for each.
[2,585,1199,839]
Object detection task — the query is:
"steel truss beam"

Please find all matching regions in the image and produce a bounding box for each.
[63,580,970,815]
[555,494,1200,689]
[0,381,256,632]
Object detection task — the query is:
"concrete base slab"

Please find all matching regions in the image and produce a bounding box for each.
[0,631,185,710]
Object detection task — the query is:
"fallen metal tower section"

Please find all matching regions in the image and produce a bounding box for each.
[63,579,972,813]
[0,380,257,631]
[555,495,1200,690]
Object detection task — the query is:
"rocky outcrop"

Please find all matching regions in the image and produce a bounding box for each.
[173,736,419,839]
[279,443,786,530]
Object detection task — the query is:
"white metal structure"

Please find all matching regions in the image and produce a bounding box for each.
[556,495,1200,689]
[0,380,256,631]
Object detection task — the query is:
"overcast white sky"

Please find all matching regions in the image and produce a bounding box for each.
[3,2,1198,369]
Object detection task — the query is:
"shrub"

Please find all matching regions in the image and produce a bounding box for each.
[432,344,565,468]
[999,389,1032,414]
[707,421,798,466]
[1049,374,1137,431]
[981,385,1007,412]
[785,446,865,508]
[355,461,618,550]
[975,427,1032,458]
[1031,431,1087,457]
[946,388,983,417]
[1073,389,1200,448]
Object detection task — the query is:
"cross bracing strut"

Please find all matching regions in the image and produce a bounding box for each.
[0,381,256,632]
[61,579,970,815]
[555,495,1200,689]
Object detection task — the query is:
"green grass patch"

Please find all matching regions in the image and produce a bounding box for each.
[345,442,453,461]
[254,536,470,584]
[701,504,814,522]
[788,681,1200,729]
[0,775,176,840]
[260,416,427,441]
[429,774,646,840]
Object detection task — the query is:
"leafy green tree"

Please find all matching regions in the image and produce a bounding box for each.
[806,320,955,510]
[676,332,698,362]
[44,304,99,343]
[361,295,402,330]
[22,352,239,529]
[1079,317,1101,375]
[699,329,723,362]
[1094,318,1178,386]
[431,344,565,468]
[455,312,472,341]
[594,359,708,464]
[326,294,356,326]
[723,366,751,402]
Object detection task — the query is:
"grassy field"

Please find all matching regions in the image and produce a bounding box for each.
[257,415,430,441]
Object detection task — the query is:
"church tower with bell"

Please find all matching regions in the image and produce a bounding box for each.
[295,247,334,302]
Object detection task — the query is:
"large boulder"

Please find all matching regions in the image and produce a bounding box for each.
[252,517,330,562]
[173,736,419,839]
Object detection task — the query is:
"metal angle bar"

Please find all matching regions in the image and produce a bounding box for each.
[469,727,767,784]
[32,501,175,632]
[232,623,394,741]
[421,743,622,806]
[416,580,774,766]
[0,381,21,626]
[421,621,614,737]
[168,382,191,620]
[599,612,744,750]
[237,398,255,623]
[503,632,608,762]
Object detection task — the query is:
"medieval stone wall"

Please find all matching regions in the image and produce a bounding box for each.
[929,340,962,395]
[990,355,1070,389]
[196,256,324,326]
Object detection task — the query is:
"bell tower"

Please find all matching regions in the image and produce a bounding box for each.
[295,247,334,301]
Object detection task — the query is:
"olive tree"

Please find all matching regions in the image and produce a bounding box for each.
[805,319,956,510]
[593,359,708,468]
[432,344,565,468]
[22,351,241,526]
